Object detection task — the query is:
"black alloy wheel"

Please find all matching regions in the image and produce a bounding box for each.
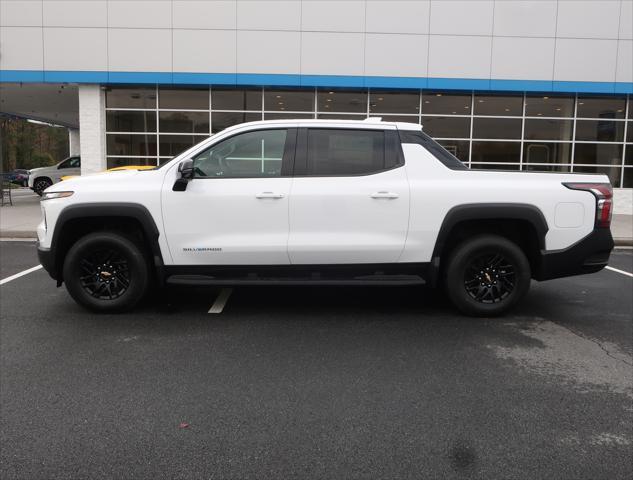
[79,248,131,300]
[444,234,531,317]
[463,253,516,304]
[63,232,150,312]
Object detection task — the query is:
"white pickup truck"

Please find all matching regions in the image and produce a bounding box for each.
[36,119,614,316]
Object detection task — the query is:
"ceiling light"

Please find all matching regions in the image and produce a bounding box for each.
[378,97,384,101]
[478,100,484,103]
[278,101,284,105]
[543,96,549,100]
[452,111,456,114]
[578,102,584,105]
[505,108,510,112]
[424,100,430,104]
[329,91,334,94]
[556,108,561,111]
[326,99,332,102]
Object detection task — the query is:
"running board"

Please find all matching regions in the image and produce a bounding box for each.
[166,274,425,286]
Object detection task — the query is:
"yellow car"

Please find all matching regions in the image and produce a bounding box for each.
[61,165,156,181]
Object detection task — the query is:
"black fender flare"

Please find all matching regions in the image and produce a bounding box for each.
[428,203,549,286]
[48,202,164,280]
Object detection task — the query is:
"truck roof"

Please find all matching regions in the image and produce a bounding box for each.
[219,118,424,134]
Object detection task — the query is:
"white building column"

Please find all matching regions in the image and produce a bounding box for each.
[78,84,106,175]
[68,128,80,156]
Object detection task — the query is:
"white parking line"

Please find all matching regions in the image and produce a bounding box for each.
[208,288,233,314]
[0,265,43,285]
[605,266,633,278]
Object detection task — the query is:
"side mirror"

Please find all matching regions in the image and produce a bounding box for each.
[178,159,194,179]
[173,159,194,192]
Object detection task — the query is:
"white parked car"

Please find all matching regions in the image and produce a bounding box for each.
[36,120,614,316]
[28,156,81,195]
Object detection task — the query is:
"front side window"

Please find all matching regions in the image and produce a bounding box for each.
[305,129,386,176]
[193,129,287,178]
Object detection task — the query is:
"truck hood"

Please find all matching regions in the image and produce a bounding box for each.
[49,168,153,192]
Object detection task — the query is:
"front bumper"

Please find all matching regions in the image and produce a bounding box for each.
[37,245,57,280]
[534,228,614,281]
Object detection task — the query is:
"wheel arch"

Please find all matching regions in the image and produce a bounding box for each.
[48,203,164,283]
[428,203,549,287]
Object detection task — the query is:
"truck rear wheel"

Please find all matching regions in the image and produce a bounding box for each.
[62,232,149,312]
[443,234,531,317]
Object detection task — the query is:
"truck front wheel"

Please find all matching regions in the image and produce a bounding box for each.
[443,234,531,317]
[62,232,150,312]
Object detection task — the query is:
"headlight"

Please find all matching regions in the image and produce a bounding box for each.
[41,191,74,201]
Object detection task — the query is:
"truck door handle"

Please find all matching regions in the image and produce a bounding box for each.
[370,191,399,199]
[256,192,285,199]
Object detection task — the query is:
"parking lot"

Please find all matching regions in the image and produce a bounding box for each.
[0,240,631,479]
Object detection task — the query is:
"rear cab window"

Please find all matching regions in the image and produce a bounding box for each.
[399,130,468,170]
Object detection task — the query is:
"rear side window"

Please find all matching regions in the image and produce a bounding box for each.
[399,130,468,170]
[306,129,384,176]
[297,128,403,177]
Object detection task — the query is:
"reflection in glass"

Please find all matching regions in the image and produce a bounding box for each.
[106,133,157,156]
[159,88,208,110]
[105,88,156,109]
[211,112,262,133]
[627,121,632,142]
[422,92,470,114]
[107,157,157,169]
[574,143,623,165]
[523,142,572,165]
[159,134,206,157]
[525,94,574,117]
[369,91,420,114]
[264,89,314,112]
[317,114,367,120]
[474,94,522,116]
[524,119,573,140]
[263,113,314,121]
[626,146,632,165]
[106,111,156,132]
[575,120,624,142]
[212,88,261,111]
[525,164,571,173]
[159,111,209,134]
[436,140,469,163]
[193,129,286,178]
[473,118,522,139]
[470,163,520,171]
[471,141,521,163]
[317,89,367,113]
[576,96,626,119]
[623,167,632,187]
[574,166,622,187]
[380,115,419,124]
[422,116,470,138]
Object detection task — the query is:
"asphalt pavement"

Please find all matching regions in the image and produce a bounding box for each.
[0,241,631,479]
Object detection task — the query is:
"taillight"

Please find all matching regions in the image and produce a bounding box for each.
[563,182,613,228]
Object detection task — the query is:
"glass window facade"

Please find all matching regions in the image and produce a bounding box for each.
[104,87,632,187]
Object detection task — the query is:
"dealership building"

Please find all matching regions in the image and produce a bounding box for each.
[0,0,632,208]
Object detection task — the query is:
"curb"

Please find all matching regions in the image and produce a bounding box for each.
[0,231,38,239]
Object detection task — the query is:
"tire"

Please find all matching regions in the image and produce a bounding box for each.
[443,234,531,317]
[33,177,52,196]
[62,232,150,312]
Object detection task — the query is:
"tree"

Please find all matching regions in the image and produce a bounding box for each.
[0,115,69,172]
